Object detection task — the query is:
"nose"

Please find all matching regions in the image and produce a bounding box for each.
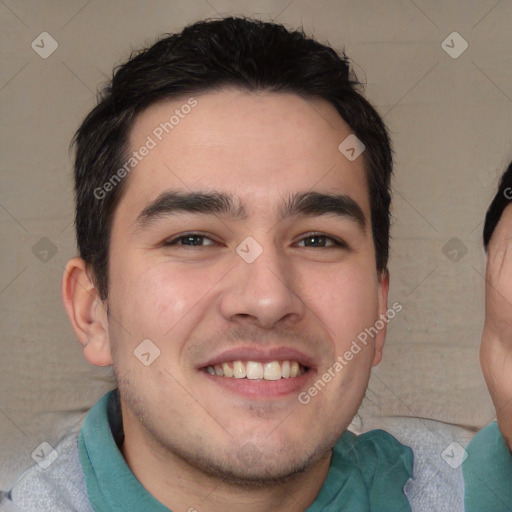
[218,238,306,330]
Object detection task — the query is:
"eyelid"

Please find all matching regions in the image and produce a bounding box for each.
[163,231,218,246]
[295,231,349,248]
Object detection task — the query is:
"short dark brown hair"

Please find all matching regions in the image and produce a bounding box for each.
[72,16,393,300]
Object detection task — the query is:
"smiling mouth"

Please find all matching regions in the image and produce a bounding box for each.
[203,360,308,380]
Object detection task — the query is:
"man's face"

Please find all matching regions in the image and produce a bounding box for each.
[105,88,388,481]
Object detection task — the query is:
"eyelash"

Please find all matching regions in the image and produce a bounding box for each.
[163,232,348,249]
[163,232,217,247]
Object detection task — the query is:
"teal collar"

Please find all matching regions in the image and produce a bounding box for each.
[463,421,512,511]
[78,389,168,511]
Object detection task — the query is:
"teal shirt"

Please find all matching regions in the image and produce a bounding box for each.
[78,389,413,512]
[463,422,512,511]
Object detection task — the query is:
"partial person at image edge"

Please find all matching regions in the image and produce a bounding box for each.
[462,160,512,511]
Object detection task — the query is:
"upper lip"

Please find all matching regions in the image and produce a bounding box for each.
[198,346,317,369]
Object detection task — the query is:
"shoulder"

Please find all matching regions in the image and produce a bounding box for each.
[356,417,469,512]
[0,430,94,512]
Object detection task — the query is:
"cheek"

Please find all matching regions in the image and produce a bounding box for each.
[127,268,204,332]
[108,264,210,380]
[311,265,379,334]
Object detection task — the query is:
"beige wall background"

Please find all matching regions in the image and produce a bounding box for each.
[1,0,511,489]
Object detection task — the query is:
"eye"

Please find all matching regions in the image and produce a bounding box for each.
[296,232,347,249]
[163,232,217,247]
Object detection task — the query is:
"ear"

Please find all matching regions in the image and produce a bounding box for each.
[61,257,112,366]
[372,269,389,367]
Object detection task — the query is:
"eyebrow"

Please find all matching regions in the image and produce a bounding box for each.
[133,190,367,232]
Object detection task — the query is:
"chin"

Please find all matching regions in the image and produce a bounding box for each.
[179,432,336,488]
[198,453,319,488]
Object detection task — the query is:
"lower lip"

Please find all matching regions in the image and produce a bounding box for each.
[200,369,316,399]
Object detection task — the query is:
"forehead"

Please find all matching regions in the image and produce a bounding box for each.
[117,88,370,220]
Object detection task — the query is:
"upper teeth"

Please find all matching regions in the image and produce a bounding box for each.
[205,360,306,380]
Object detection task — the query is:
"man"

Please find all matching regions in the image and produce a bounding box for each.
[462,161,512,511]
[1,16,459,511]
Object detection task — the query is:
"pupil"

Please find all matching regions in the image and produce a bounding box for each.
[186,235,202,245]
[307,236,323,247]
